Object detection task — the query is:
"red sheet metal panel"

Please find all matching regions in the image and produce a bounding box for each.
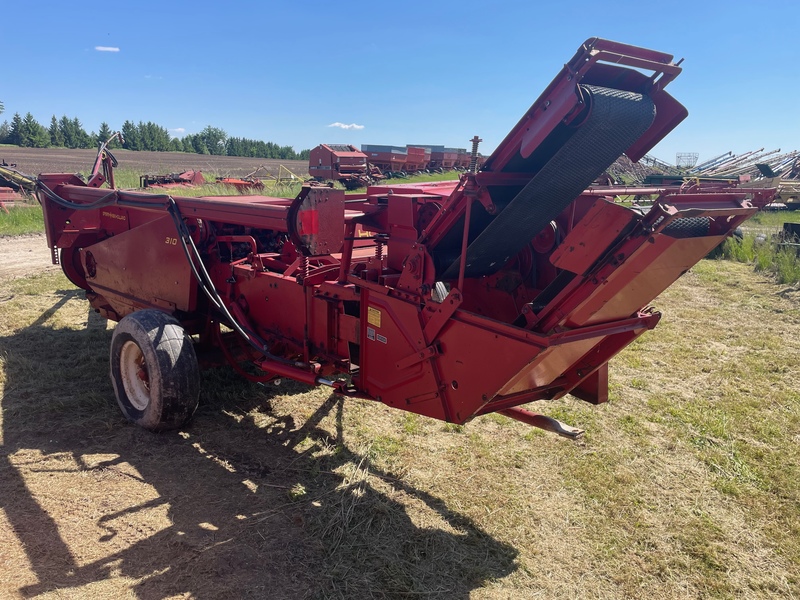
[80,215,197,317]
[550,200,638,274]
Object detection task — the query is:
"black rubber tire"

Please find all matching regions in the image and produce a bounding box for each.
[110,310,200,431]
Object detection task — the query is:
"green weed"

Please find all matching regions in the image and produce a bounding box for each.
[0,205,44,236]
[720,233,800,285]
[441,422,464,433]
[401,413,422,435]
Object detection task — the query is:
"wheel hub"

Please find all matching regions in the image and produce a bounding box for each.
[120,340,151,411]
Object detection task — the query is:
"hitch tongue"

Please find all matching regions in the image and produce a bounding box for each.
[498,407,585,440]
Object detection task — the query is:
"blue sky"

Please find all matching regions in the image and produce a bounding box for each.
[2,0,797,166]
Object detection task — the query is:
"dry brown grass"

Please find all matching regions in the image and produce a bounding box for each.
[1,257,798,599]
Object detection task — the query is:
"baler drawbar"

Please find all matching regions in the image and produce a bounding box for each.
[37,39,761,436]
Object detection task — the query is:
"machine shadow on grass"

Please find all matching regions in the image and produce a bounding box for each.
[0,285,518,599]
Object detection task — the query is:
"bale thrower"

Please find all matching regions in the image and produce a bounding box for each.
[36,39,762,436]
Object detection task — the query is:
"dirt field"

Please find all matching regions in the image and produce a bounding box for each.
[0,234,58,280]
[1,147,309,180]
[1,234,799,598]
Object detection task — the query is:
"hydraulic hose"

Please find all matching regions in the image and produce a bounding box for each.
[37,180,311,372]
[166,197,308,370]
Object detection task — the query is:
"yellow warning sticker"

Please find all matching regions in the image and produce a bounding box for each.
[367,307,382,328]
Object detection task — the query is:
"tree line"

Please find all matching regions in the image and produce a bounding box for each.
[0,111,310,161]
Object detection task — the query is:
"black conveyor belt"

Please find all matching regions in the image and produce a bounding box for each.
[441,85,656,279]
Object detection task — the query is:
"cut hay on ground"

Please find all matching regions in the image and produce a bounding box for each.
[0,256,798,598]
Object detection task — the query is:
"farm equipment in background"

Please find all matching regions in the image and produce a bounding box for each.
[403,146,429,173]
[430,146,460,171]
[268,164,307,188]
[216,165,269,192]
[356,143,484,179]
[1,134,122,211]
[36,38,762,438]
[404,145,460,172]
[140,170,206,189]
[361,144,409,177]
[745,160,800,210]
[0,160,37,210]
[685,150,800,209]
[308,144,384,190]
[778,222,800,258]
[215,175,265,192]
[775,180,800,209]
[216,165,305,193]
[0,160,37,194]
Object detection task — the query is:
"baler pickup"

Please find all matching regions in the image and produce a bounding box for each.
[36,38,761,434]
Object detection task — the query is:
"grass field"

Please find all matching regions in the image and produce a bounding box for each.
[718,209,800,284]
[0,256,798,598]
[0,204,44,236]
[742,208,800,233]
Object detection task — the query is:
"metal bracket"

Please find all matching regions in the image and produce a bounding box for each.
[422,289,462,344]
[396,344,439,370]
[498,407,585,440]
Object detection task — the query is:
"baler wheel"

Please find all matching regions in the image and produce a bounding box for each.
[110,310,200,431]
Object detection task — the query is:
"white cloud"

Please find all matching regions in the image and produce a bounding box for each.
[328,122,364,130]
[169,128,186,138]
[95,46,120,52]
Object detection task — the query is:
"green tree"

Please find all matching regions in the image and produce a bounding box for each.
[58,115,70,147]
[0,100,4,115]
[58,115,89,148]
[19,113,49,147]
[8,113,23,145]
[49,115,65,147]
[0,121,9,144]
[222,135,308,160]
[137,121,170,151]
[87,118,304,158]
[108,125,122,149]
[199,126,227,155]
[71,117,91,148]
[96,122,114,147]
[191,135,209,155]
[121,120,140,151]
[138,121,154,150]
